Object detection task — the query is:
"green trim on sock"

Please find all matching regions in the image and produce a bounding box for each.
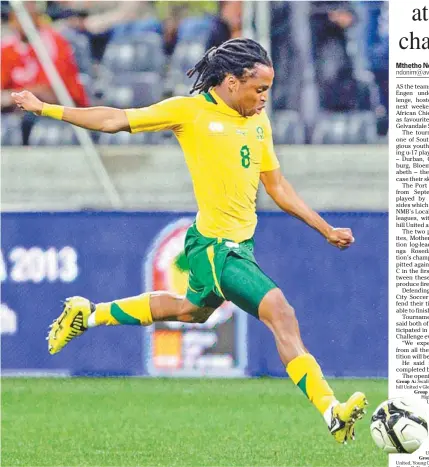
[111,303,140,325]
[297,374,309,398]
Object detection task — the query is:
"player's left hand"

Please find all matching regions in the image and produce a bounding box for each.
[326,227,355,250]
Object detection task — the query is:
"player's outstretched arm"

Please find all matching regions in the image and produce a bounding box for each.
[11,90,130,133]
[260,168,355,250]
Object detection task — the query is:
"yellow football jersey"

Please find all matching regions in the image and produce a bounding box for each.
[125,88,280,243]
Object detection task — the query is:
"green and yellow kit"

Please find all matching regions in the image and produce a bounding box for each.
[126,89,279,316]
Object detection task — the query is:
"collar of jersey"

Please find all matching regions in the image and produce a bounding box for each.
[208,89,244,118]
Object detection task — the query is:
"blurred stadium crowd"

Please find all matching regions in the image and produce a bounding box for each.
[1,0,388,147]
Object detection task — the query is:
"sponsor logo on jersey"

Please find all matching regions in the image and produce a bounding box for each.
[208,122,224,133]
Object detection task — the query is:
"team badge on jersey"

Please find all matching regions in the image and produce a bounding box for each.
[256,126,264,140]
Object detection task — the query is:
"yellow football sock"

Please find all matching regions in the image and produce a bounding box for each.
[287,353,336,415]
[94,293,153,326]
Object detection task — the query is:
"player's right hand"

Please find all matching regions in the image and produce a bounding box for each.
[11,90,44,115]
[326,227,355,250]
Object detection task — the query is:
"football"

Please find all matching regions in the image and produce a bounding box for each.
[370,398,428,453]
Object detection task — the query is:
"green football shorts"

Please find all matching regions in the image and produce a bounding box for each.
[184,223,278,318]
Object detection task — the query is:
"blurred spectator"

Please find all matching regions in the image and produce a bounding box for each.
[310,1,357,111]
[365,1,388,135]
[48,1,217,59]
[270,1,303,112]
[156,2,217,55]
[155,1,217,18]
[51,1,153,61]
[1,1,89,144]
[158,3,189,56]
[206,1,242,50]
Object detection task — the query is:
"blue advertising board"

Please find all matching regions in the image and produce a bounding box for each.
[1,212,387,377]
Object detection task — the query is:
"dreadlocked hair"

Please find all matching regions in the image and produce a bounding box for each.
[187,38,272,94]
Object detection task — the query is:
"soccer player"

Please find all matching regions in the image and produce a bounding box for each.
[12,38,367,444]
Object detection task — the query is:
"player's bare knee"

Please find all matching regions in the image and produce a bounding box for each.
[259,288,298,330]
[265,307,298,332]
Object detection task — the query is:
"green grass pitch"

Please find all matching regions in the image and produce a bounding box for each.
[2,377,387,467]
